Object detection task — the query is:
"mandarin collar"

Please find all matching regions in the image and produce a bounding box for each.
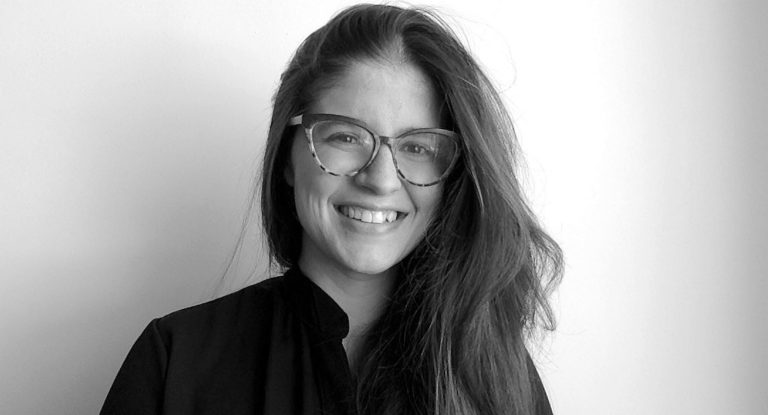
[281,268,350,342]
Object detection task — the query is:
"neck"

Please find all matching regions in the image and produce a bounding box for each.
[298,255,395,335]
[297,250,396,372]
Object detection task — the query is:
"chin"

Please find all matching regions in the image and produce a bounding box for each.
[341,255,400,277]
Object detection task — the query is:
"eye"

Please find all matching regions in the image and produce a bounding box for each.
[401,142,435,157]
[327,133,360,144]
[405,144,429,154]
[313,120,370,148]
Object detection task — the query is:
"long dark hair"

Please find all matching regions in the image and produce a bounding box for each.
[260,4,563,414]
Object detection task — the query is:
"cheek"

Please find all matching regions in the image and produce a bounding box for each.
[408,184,443,240]
[293,173,324,217]
[291,164,338,228]
[415,185,443,218]
[289,138,322,208]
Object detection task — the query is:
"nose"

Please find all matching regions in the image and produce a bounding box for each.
[353,144,402,194]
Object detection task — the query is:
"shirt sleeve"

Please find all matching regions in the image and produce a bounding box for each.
[100,319,169,415]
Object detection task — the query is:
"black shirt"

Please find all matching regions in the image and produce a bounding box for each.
[101,268,553,414]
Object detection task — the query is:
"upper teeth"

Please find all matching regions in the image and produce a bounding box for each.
[340,206,398,224]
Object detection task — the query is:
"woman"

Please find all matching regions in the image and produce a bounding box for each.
[102,4,562,415]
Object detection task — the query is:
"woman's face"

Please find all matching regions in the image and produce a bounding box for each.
[285,60,443,280]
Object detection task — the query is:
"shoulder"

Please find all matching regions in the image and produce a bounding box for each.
[152,276,286,349]
[102,277,291,412]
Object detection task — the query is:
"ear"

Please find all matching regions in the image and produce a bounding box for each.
[283,159,295,187]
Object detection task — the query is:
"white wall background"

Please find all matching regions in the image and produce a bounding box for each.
[1,1,766,414]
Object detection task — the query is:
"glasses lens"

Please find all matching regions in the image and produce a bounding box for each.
[311,120,374,174]
[395,132,458,185]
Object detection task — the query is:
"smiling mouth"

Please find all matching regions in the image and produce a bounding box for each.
[336,205,406,224]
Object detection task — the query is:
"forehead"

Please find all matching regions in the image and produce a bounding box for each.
[310,60,442,134]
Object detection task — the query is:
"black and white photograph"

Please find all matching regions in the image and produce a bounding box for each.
[1,1,766,414]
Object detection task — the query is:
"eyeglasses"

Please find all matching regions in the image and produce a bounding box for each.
[289,114,460,186]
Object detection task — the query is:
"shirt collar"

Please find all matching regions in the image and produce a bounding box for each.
[281,267,350,342]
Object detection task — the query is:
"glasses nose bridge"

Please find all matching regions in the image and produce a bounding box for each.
[369,133,399,168]
[376,134,396,150]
